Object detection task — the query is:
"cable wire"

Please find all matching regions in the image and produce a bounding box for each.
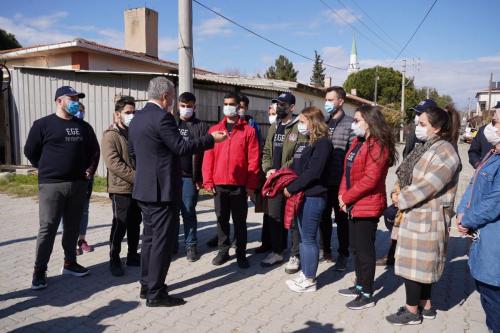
[193,0,347,70]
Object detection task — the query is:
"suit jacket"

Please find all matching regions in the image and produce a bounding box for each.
[128,102,215,203]
[395,140,460,283]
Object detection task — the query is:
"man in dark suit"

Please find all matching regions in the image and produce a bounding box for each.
[128,77,226,307]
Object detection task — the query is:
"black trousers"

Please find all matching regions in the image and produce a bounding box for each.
[267,194,288,253]
[320,185,349,256]
[405,279,432,306]
[137,201,179,300]
[349,217,378,294]
[214,185,248,255]
[260,213,272,248]
[109,193,142,259]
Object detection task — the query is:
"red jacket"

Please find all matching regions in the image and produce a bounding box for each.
[203,117,260,190]
[339,137,390,218]
[262,168,304,229]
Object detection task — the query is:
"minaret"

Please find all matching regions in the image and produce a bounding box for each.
[348,35,360,75]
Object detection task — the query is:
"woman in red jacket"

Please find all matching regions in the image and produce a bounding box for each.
[338,105,398,310]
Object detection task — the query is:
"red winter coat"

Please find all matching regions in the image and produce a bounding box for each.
[262,168,304,229]
[202,117,260,190]
[339,137,390,218]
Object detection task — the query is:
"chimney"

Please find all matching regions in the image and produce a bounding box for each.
[124,7,158,58]
[324,76,332,88]
[351,88,357,96]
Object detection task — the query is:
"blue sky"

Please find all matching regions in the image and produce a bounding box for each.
[1,0,500,108]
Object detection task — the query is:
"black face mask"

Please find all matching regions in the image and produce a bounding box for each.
[276,105,289,119]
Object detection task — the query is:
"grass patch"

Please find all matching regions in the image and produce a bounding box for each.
[0,174,39,197]
[92,176,107,193]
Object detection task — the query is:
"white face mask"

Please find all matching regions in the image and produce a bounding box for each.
[297,122,310,136]
[223,105,238,117]
[351,122,365,137]
[122,113,134,127]
[415,124,428,141]
[179,107,194,119]
[268,115,277,124]
[484,123,500,146]
[414,115,420,125]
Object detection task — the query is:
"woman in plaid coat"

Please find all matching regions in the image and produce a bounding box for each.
[386,106,461,326]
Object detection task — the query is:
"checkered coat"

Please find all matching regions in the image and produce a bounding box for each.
[395,140,461,283]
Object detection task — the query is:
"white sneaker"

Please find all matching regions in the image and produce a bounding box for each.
[285,256,300,274]
[261,252,284,267]
[286,273,317,293]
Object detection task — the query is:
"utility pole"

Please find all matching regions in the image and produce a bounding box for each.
[178,0,193,94]
[374,66,379,105]
[487,72,493,113]
[426,87,430,99]
[467,97,471,119]
[401,59,406,117]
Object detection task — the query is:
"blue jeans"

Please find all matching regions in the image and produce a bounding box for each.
[475,279,500,333]
[180,177,199,247]
[297,196,326,279]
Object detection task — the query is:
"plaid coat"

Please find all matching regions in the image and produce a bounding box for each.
[395,140,460,283]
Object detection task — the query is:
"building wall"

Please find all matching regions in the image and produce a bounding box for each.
[88,53,172,72]
[476,91,500,114]
[4,54,73,70]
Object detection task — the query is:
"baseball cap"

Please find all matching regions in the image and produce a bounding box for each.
[412,99,437,114]
[272,92,295,105]
[54,86,85,101]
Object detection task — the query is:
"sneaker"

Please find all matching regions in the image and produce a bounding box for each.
[206,235,218,248]
[319,250,333,263]
[285,256,300,274]
[186,246,199,262]
[333,255,347,271]
[338,285,361,298]
[212,251,230,266]
[419,306,437,319]
[236,255,250,269]
[286,272,317,293]
[110,258,124,277]
[126,252,141,266]
[31,269,47,290]
[285,271,307,288]
[386,306,422,325]
[253,245,270,254]
[346,294,375,310]
[61,261,89,277]
[78,239,94,253]
[261,252,284,267]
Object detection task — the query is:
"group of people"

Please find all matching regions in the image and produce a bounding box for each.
[23,77,499,331]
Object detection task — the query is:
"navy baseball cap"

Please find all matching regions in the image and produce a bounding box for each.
[412,99,437,114]
[272,92,295,105]
[54,86,85,101]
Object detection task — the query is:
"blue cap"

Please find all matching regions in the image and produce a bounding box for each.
[272,92,296,105]
[54,86,85,101]
[412,99,437,114]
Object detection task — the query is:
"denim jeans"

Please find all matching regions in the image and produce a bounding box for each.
[297,196,326,279]
[475,279,500,333]
[180,177,199,247]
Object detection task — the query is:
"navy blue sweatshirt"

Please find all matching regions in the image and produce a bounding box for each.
[24,114,100,183]
[287,136,333,196]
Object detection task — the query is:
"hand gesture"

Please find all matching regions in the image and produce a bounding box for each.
[339,195,347,212]
[266,169,276,178]
[211,131,227,143]
[283,187,291,198]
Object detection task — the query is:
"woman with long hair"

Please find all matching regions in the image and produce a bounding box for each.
[337,105,397,310]
[283,106,333,293]
[386,106,461,325]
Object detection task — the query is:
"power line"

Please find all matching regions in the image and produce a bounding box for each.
[192,0,347,70]
[335,0,399,54]
[348,0,402,51]
[390,0,439,66]
[319,0,394,58]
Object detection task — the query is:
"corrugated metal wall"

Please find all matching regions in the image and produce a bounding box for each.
[9,68,280,177]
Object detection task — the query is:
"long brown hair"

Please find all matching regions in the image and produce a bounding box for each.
[426,104,460,144]
[301,106,328,144]
[356,105,398,166]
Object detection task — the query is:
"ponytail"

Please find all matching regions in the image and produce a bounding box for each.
[423,106,460,143]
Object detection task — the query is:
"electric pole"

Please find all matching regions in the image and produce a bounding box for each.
[374,66,379,105]
[178,0,193,94]
[401,59,406,117]
[487,72,493,113]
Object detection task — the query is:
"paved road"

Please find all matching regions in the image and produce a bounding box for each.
[0,143,489,332]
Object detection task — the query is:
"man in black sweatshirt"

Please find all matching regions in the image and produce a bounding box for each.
[24,86,100,290]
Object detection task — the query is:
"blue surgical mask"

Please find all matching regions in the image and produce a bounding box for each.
[66,100,80,116]
[297,122,310,136]
[325,101,337,114]
[75,111,85,120]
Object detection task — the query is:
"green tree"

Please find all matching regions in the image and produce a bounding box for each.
[0,29,21,51]
[310,50,325,87]
[265,55,298,82]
